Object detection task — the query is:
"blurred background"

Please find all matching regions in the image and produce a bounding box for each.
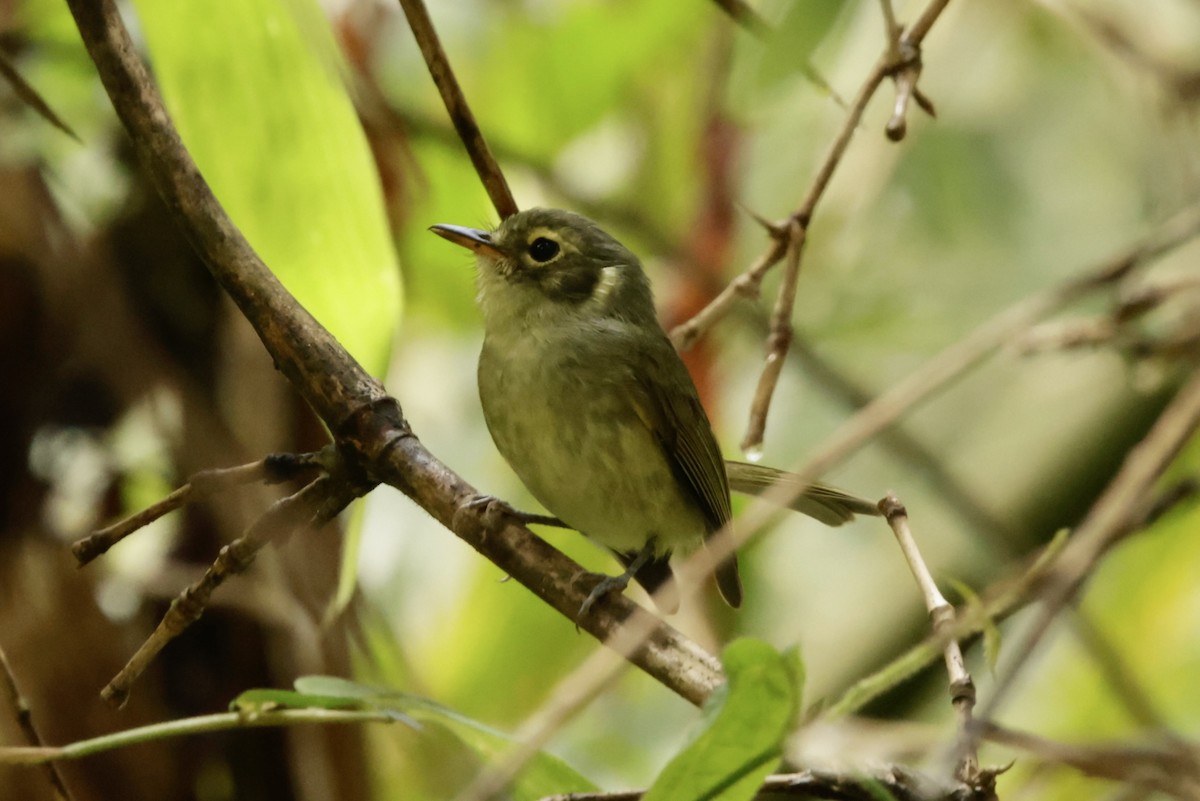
[1,0,1199,799]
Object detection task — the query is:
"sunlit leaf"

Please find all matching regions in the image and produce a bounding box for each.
[642,639,800,801]
[132,0,402,378]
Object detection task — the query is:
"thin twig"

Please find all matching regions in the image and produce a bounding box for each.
[823,477,1197,719]
[670,0,954,352]
[72,453,319,565]
[0,644,72,800]
[677,0,952,448]
[878,0,902,60]
[879,495,978,784]
[101,475,360,707]
[742,220,805,453]
[396,0,518,219]
[0,708,399,765]
[0,50,81,142]
[972,366,1200,737]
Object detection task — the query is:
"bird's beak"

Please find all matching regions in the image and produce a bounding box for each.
[429,224,506,260]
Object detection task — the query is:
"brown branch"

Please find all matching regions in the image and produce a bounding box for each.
[670,0,952,354]
[71,453,321,565]
[396,0,518,219]
[0,645,72,800]
[672,0,953,452]
[100,474,363,707]
[742,220,805,453]
[66,0,722,708]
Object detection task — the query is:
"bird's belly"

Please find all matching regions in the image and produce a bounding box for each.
[479,343,704,555]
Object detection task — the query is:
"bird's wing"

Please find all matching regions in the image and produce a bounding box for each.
[628,345,742,606]
[725,461,881,525]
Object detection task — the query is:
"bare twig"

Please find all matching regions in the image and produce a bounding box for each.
[670,0,953,353]
[71,453,320,565]
[0,49,81,142]
[396,0,518,219]
[824,476,1197,719]
[884,38,928,142]
[878,0,902,60]
[101,474,362,707]
[742,220,805,453]
[0,644,72,800]
[672,0,954,449]
[973,367,1200,734]
[879,495,978,784]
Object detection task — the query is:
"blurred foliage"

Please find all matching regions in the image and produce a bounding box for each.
[1,0,1200,800]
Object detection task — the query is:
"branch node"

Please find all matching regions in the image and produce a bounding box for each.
[878,493,907,521]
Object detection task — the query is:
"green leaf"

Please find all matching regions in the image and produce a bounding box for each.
[642,639,800,801]
[131,0,402,378]
[293,676,597,800]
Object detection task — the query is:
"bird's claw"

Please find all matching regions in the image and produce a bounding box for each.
[577,572,632,619]
[459,495,566,529]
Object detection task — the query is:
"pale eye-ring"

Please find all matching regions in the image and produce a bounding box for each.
[528,237,560,263]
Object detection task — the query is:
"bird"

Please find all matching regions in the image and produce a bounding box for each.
[431,207,876,615]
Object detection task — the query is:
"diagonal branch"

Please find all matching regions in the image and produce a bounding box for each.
[0,645,72,800]
[397,0,518,219]
[101,473,364,707]
[671,0,953,454]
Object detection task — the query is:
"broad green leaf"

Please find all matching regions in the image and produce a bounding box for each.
[294,676,597,800]
[643,639,800,801]
[132,0,402,378]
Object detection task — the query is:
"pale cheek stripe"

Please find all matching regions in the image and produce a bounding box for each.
[589,264,622,309]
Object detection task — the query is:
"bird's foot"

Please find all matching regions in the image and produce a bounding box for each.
[576,542,655,620]
[578,571,633,619]
[457,494,567,531]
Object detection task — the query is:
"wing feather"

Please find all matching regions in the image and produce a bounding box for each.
[628,345,741,606]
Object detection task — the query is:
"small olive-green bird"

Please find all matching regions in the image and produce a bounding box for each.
[432,208,876,614]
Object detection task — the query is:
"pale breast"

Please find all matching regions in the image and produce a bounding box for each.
[478,330,706,555]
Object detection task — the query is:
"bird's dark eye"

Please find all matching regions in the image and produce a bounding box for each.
[528,237,560,263]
